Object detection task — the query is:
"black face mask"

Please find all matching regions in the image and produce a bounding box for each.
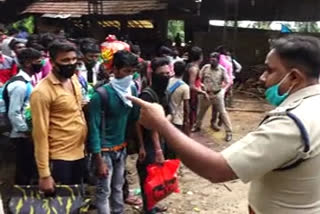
[152,73,170,94]
[56,63,77,79]
[32,63,43,74]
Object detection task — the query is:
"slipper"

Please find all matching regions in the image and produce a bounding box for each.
[154,205,168,213]
[125,195,143,206]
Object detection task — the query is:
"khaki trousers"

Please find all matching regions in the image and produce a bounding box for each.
[195,90,232,133]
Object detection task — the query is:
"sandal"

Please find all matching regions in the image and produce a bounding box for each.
[154,205,168,213]
[125,195,143,206]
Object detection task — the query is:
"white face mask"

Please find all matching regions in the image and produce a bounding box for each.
[112,75,133,90]
[110,75,134,107]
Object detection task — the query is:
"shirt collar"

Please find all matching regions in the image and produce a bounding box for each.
[18,70,32,82]
[280,84,320,107]
[48,72,61,85]
[48,72,78,85]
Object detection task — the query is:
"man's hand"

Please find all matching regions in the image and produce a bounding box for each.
[95,155,108,178]
[39,176,55,193]
[127,96,166,130]
[155,150,165,164]
[203,91,210,100]
[139,146,147,162]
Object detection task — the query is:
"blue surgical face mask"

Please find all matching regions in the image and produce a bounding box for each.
[265,73,293,106]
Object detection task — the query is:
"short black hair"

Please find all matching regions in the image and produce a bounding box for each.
[174,61,186,77]
[271,35,320,78]
[131,45,141,55]
[17,48,42,66]
[151,57,170,72]
[159,46,173,56]
[39,33,57,50]
[49,41,77,60]
[189,46,203,62]
[81,42,100,54]
[210,52,220,59]
[9,39,24,50]
[26,34,40,47]
[28,43,45,52]
[113,50,138,70]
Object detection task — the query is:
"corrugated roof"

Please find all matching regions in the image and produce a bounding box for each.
[23,0,167,17]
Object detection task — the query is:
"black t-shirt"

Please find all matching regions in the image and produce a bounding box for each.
[139,88,170,164]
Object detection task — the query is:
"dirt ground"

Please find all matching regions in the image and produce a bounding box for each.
[0,93,271,214]
[124,94,272,214]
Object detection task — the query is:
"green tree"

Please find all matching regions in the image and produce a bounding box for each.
[295,22,320,33]
[168,20,185,43]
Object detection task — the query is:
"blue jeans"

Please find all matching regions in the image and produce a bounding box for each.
[96,148,127,214]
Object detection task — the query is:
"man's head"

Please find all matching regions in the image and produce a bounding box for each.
[151,57,170,92]
[9,39,26,55]
[28,43,47,58]
[189,46,203,64]
[81,43,100,66]
[39,33,56,51]
[17,48,42,75]
[112,50,138,79]
[151,57,170,76]
[174,61,186,78]
[260,35,320,96]
[49,41,78,80]
[131,45,141,57]
[159,46,173,58]
[209,52,220,68]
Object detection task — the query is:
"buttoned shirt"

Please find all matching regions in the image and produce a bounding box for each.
[222,84,320,214]
[200,64,229,97]
[30,72,87,178]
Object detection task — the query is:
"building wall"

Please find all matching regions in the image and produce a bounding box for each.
[194,27,277,81]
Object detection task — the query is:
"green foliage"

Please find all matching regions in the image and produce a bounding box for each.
[11,16,35,33]
[295,22,320,33]
[167,20,185,43]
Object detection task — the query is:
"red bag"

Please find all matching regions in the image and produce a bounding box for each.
[144,159,180,210]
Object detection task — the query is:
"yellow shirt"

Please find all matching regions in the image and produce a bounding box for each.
[30,73,87,178]
[222,85,320,214]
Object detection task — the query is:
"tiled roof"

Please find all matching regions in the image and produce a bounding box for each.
[23,0,167,17]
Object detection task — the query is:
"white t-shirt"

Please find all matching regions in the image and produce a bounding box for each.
[167,77,190,126]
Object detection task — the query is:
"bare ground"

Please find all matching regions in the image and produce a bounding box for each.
[124,94,271,214]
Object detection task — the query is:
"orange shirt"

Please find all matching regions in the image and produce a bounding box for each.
[30,72,87,178]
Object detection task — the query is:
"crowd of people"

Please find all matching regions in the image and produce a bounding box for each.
[0,24,242,214]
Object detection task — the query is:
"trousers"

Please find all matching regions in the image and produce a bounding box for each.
[195,90,232,132]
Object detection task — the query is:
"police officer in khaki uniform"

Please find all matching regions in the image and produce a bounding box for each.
[128,35,320,214]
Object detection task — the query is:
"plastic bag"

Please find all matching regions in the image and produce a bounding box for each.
[144,159,180,210]
[100,35,130,70]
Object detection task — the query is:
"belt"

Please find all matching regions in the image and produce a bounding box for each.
[101,142,127,152]
[208,89,221,95]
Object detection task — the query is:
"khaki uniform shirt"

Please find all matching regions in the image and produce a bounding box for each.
[200,64,229,98]
[222,84,320,214]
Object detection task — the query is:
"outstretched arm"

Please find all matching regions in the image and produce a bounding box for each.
[128,96,237,183]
